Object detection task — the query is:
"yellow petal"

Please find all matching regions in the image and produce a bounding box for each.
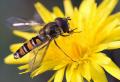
[53,6,64,18]
[102,12,120,42]
[48,73,55,82]
[79,0,96,29]
[95,41,120,52]
[10,43,23,52]
[42,40,71,62]
[19,70,29,74]
[71,69,83,82]
[53,63,67,70]
[69,7,80,29]
[13,30,37,40]
[102,12,120,27]
[54,67,65,82]
[96,18,120,44]
[101,60,120,80]
[34,2,54,23]
[90,62,108,82]
[79,62,91,81]
[106,26,120,41]
[94,0,118,32]
[78,0,97,43]
[66,63,77,82]
[91,53,111,65]
[4,54,30,64]
[95,43,108,52]
[18,64,29,70]
[97,12,120,42]
[63,0,73,16]
[18,64,30,74]
[107,41,120,49]
[31,61,58,78]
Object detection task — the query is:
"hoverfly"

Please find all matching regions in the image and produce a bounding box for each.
[7,14,79,66]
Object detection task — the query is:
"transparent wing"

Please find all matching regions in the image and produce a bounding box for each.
[29,40,51,71]
[6,17,45,31]
[32,12,45,31]
[33,12,44,24]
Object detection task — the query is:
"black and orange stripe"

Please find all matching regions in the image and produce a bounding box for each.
[14,35,50,59]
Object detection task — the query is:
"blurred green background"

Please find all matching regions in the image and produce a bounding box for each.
[0,0,120,82]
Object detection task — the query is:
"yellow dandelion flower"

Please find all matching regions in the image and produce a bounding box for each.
[4,0,120,82]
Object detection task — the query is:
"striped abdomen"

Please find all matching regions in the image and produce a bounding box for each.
[14,35,50,59]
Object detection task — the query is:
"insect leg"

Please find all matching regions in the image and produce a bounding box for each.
[60,34,70,37]
[69,28,81,34]
[54,40,76,62]
[60,28,81,37]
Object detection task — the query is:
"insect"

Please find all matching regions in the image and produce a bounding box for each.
[7,16,79,64]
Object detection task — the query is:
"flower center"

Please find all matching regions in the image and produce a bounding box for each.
[70,42,92,64]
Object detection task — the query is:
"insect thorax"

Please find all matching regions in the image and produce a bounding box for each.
[40,22,62,38]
